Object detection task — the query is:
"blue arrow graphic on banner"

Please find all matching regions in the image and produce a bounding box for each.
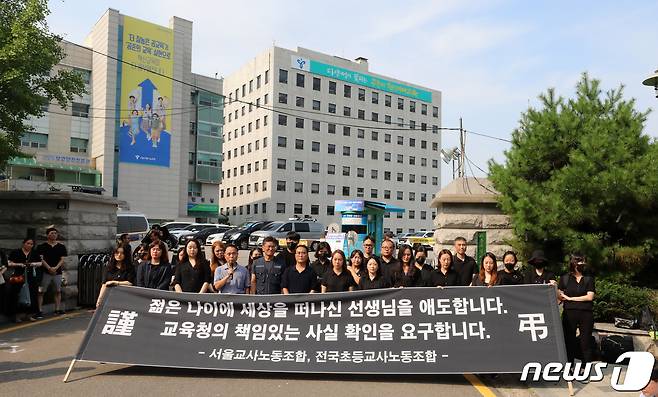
[139,79,156,110]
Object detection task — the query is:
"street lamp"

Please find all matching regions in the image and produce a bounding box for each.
[642,69,658,98]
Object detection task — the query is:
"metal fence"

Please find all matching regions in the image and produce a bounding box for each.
[77,253,109,307]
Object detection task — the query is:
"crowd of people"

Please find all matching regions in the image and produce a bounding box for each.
[0,226,596,369]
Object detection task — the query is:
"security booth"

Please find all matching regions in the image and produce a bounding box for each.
[334,200,405,256]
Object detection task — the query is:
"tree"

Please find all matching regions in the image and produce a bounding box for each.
[489,73,658,281]
[0,0,85,169]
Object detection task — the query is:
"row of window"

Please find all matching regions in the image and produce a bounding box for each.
[227,70,270,104]
[275,113,439,134]
[226,94,269,124]
[224,115,268,142]
[273,159,437,181]
[278,68,439,117]
[223,159,268,179]
[276,136,439,156]
[224,137,268,160]
[220,202,267,217]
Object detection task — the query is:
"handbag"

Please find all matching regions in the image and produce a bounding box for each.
[18,278,31,307]
[9,271,25,285]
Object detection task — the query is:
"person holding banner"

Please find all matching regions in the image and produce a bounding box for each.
[96,245,135,308]
[413,246,434,287]
[282,245,317,294]
[174,240,211,293]
[135,241,172,290]
[392,244,419,288]
[214,244,250,294]
[558,254,596,365]
[498,251,524,285]
[471,252,499,287]
[347,249,366,286]
[358,256,389,290]
[251,237,285,295]
[321,250,357,293]
[430,249,459,287]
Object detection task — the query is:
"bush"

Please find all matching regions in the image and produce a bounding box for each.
[593,279,658,323]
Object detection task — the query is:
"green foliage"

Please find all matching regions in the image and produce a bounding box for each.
[593,280,658,322]
[489,73,658,280]
[0,0,85,169]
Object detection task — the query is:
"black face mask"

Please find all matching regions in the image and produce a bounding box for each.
[575,264,585,274]
[415,257,426,265]
[504,263,516,272]
[287,242,298,251]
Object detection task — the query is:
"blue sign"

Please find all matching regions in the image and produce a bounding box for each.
[335,200,365,212]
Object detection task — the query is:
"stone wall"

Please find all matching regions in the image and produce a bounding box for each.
[432,202,514,260]
[0,191,122,311]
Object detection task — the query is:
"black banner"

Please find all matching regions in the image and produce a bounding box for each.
[76,285,567,374]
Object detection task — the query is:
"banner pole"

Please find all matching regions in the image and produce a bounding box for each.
[567,381,574,396]
[63,359,77,383]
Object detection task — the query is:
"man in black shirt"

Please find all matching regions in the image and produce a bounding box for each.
[36,227,67,316]
[452,237,476,286]
[282,246,317,294]
[362,235,379,261]
[379,239,400,285]
[523,250,556,285]
[279,231,300,272]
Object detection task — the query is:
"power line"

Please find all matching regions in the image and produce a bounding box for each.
[65,41,510,143]
[464,154,498,195]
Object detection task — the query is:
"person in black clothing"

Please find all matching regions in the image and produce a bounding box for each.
[452,236,476,286]
[97,245,135,307]
[251,237,285,295]
[392,244,419,287]
[36,227,67,316]
[174,239,211,293]
[359,256,389,290]
[321,250,357,292]
[431,249,460,287]
[498,251,523,285]
[558,254,596,364]
[7,238,41,322]
[379,239,400,285]
[471,252,499,287]
[347,249,366,286]
[362,235,379,262]
[247,247,263,276]
[413,246,434,287]
[311,242,331,290]
[524,249,556,285]
[280,231,300,272]
[136,241,172,290]
[282,245,317,294]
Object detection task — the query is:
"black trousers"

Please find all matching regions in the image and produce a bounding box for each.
[562,309,594,363]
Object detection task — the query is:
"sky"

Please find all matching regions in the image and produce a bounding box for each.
[46,0,658,186]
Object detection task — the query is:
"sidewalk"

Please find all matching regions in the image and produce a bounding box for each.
[483,364,638,396]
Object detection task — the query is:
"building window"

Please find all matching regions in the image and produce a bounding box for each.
[312,120,320,131]
[295,139,304,149]
[327,205,335,215]
[371,131,379,141]
[371,150,378,160]
[409,174,416,183]
[358,109,365,120]
[384,171,391,180]
[371,189,378,198]
[277,181,286,191]
[357,187,364,198]
[263,180,267,191]
[421,211,427,220]
[278,136,287,147]
[397,136,404,145]
[385,115,391,125]
[328,123,336,134]
[312,100,320,110]
[278,114,287,126]
[264,115,268,126]
[397,191,403,200]
[312,162,320,173]
[384,152,391,162]
[357,129,365,139]
[311,205,319,215]
[71,102,89,118]
[372,91,379,104]
[277,203,286,214]
[371,169,378,179]
[296,118,304,129]
[343,146,350,156]
[358,88,365,101]
[329,81,336,94]
[263,159,268,169]
[409,210,415,219]
[328,103,336,114]
[357,168,364,177]
[296,73,304,87]
[279,69,288,84]
[342,186,350,196]
[295,160,303,171]
[384,190,391,199]
[385,95,391,107]
[357,148,364,158]
[344,85,351,98]
[397,98,404,110]
[264,94,269,105]
[343,126,351,136]
[421,175,427,184]
[327,185,335,195]
[397,173,403,182]
[294,182,303,193]
[409,138,416,147]
[277,158,286,169]
[279,93,288,104]
[432,142,439,151]
[263,137,268,147]
[312,141,320,152]
[397,154,403,164]
[432,159,438,168]
[421,104,428,115]
[20,132,48,148]
[313,77,321,91]
[311,184,319,194]
[327,164,335,174]
[433,106,439,117]
[342,166,350,176]
[70,137,88,153]
[343,106,351,117]
[421,193,427,202]
[409,156,416,165]
[296,96,304,107]
[409,192,416,201]
[328,144,335,154]
[432,177,439,186]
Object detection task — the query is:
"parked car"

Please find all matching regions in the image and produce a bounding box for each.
[222,221,273,250]
[161,221,192,231]
[170,223,224,248]
[399,230,435,250]
[249,220,325,250]
[180,225,233,246]
[116,211,149,252]
[205,231,227,246]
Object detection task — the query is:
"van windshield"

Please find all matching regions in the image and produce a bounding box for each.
[117,216,148,234]
[260,222,280,231]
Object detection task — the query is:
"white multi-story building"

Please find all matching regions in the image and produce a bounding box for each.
[220,47,442,234]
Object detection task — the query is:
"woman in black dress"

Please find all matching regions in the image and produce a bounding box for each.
[347,249,366,286]
[321,250,357,293]
[136,241,172,290]
[471,252,499,287]
[96,245,135,307]
[359,256,390,290]
[173,239,211,293]
[7,238,41,322]
[392,244,419,287]
[558,254,596,364]
[431,249,459,287]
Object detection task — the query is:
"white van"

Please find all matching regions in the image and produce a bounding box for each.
[116,211,149,251]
